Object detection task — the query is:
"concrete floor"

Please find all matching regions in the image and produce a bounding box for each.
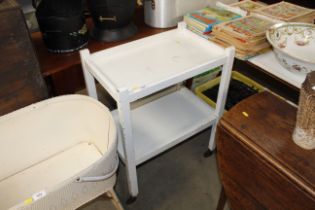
[80,128,226,210]
[116,128,223,210]
[77,88,226,210]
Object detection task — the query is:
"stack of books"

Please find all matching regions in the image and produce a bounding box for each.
[253,1,315,23]
[212,15,275,60]
[184,1,314,60]
[184,6,242,39]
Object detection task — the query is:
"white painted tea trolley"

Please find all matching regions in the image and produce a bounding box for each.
[80,22,235,200]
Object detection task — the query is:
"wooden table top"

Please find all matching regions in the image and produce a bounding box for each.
[31,8,171,77]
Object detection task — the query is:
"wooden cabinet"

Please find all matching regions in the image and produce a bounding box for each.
[216,91,315,210]
[0,0,47,115]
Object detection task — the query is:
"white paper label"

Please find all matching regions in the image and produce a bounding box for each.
[32,190,46,201]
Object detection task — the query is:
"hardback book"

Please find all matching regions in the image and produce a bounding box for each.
[212,36,271,60]
[253,1,314,22]
[230,0,266,15]
[212,29,267,49]
[214,15,274,39]
[186,25,214,39]
[184,6,242,33]
[212,15,275,60]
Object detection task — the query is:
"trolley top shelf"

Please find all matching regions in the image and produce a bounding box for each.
[84,23,231,94]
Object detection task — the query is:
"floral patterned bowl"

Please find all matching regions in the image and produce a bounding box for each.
[266,22,315,74]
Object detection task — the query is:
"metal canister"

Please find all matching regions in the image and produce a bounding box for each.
[144,0,180,28]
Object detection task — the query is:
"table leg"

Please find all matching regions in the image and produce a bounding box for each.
[216,187,227,210]
[117,96,139,200]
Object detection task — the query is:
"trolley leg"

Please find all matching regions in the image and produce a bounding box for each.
[204,149,214,157]
[208,122,219,152]
[80,49,98,99]
[117,96,139,201]
[126,196,137,204]
[208,47,234,152]
[204,123,218,157]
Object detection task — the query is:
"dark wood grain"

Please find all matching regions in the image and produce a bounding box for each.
[216,91,315,210]
[220,175,265,210]
[0,0,47,115]
[49,64,85,95]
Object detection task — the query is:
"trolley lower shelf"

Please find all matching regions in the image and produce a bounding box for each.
[112,87,216,165]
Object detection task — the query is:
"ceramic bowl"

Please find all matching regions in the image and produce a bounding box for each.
[266,22,315,74]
